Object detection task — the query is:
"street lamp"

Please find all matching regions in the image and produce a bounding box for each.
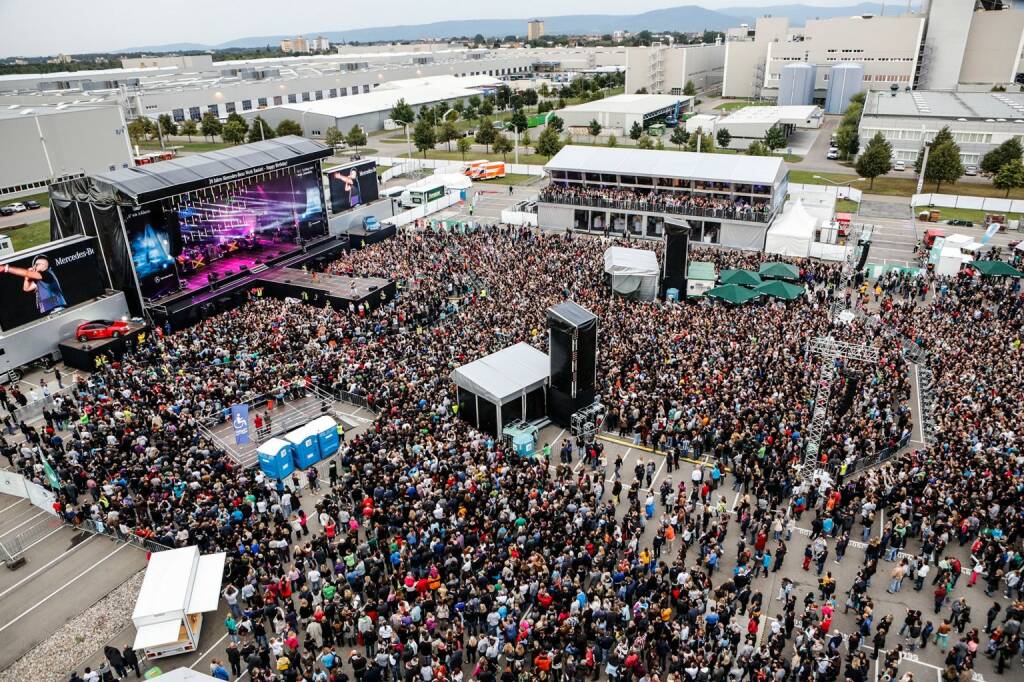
[915,140,932,195]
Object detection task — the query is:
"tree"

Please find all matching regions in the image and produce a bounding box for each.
[629,121,643,141]
[275,119,302,137]
[413,117,436,157]
[981,138,1023,176]
[655,138,665,151]
[535,126,563,158]
[670,126,690,149]
[345,125,367,148]
[438,121,459,151]
[323,126,344,148]
[200,112,222,141]
[457,136,472,161]
[222,120,247,145]
[547,115,564,133]
[248,116,276,143]
[925,140,964,191]
[180,119,198,142]
[127,118,148,145]
[683,80,697,96]
[588,119,602,143]
[157,114,177,139]
[509,109,529,134]
[994,158,1024,197]
[520,130,532,151]
[763,124,787,152]
[855,132,893,189]
[687,127,714,153]
[849,91,867,107]
[390,98,415,125]
[226,112,249,138]
[915,126,955,173]
[746,140,771,156]
[538,83,550,98]
[638,135,654,150]
[607,134,618,148]
[478,99,494,117]
[835,126,859,160]
[475,118,497,152]
[840,102,863,130]
[716,128,732,149]
[493,133,514,161]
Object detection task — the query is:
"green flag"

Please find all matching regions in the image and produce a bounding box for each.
[39,451,60,489]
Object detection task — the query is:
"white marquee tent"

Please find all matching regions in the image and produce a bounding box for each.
[603,246,660,301]
[451,342,550,434]
[764,199,817,258]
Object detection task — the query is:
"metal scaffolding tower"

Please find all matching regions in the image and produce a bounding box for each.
[570,401,604,445]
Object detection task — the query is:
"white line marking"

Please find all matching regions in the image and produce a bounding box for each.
[0,509,48,534]
[0,532,96,600]
[0,542,132,633]
[0,498,26,514]
[190,632,230,669]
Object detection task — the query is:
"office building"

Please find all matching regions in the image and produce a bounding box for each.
[625,43,725,95]
[858,90,1024,166]
[0,104,133,199]
[528,20,545,41]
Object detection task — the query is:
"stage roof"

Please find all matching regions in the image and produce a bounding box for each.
[450,342,550,406]
[545,145,785,186]
[90,135,331,204]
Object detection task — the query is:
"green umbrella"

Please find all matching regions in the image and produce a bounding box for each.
[969,260,1024,278]
[719,269,763,287]
[757,262,800,281]
[707,283,762,304]
[755,280,805,301]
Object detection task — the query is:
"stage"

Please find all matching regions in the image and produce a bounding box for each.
[346,224,396,250]
[57,320,149,371]
[256,268,395,311]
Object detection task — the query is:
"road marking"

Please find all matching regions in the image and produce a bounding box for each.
[0,498,26,514]
[190,631,230,669]
[0,509,48,534]
[0,541,131,634]
[647,456,667,492]
[0,532,96,600]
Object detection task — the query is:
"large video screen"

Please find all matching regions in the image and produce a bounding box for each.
[0,238,106,331]
[328,161,379,214]
[125,163,327,298]
[125,203,181,299]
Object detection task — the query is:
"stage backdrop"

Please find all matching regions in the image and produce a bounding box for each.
[124,203,181,299]
[0,237,106,331]
[328,160,379,214]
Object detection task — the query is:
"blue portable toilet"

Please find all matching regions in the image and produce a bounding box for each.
[666,288,680,302]
[513,432,536,458]
[257,438,296,480]
[286,424,321,469]
[308,415,340,458]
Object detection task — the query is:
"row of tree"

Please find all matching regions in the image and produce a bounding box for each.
[127,112,307,146]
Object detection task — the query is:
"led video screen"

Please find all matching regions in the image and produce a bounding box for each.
[0,238,106,331]
[328,161,379,214]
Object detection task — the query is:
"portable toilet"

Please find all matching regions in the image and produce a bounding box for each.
[513,432,536,458]
[257,438,296,480]
[286,424,321,469]
[308,415,340,458]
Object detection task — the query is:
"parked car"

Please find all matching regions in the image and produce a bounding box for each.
[22,200,41,209]
[75,319,130,342]
[947,219,974,227]
[826,147,840,160]
[362,216,381,232]
[893,160,906,171]
[0,206,15,216]
[965,165,978,176]
[3,202,26,213]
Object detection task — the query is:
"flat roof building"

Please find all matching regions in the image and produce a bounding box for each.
[859,90,1024,166]
[625,43,725,96]
[539,146,788,250]
[0,104,133,199]
[556,93,693,136]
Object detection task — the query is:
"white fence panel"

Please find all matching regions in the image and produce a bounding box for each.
[810,242,848,261]
[1011,200,1024,214]
[956,195,985,210]
[25,481,57,516]
[845,187,863,202]
[500,211,539,226]
[982,198,1013,213]
[0,470,28,498]
[385,193,462,227]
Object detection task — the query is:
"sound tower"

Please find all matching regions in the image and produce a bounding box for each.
[662,220,690,298]
[856,238,871,272]
[546,300,598,426]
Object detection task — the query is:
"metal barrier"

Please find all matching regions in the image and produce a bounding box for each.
[334,389,378,413]
[11,383,74,424]
[76,518,173,555]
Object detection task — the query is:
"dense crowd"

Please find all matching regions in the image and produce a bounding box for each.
[2,225,1023,682]
[539,186,771,222]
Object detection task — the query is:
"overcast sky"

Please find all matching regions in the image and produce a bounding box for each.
[1,0,878,57]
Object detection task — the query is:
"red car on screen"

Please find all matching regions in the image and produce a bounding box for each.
[76,319,129,342]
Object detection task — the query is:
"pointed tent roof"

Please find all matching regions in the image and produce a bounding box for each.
[755,280,806,300]
[758,262,801,281]
[719,269,763,287]
[707,283,762,304]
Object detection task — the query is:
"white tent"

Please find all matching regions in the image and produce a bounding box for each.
[764,199,817,258]
[935,246,971,277]
[132,546,226,659]
[451,342,550,434]
[603,246,660,301]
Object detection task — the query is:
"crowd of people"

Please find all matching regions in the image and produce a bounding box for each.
[539,186,771,222]
[2,224,1022,682]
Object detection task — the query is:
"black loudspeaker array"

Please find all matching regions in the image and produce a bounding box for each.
[546,300,598,426]
[662,220,690,298]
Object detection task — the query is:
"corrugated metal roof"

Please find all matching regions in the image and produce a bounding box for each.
[557,93,690,115]
[262,83,488,120]
[545,145,785,185]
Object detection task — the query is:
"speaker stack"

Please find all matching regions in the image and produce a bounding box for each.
[662,219,690,299]
[546,300,598,426]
